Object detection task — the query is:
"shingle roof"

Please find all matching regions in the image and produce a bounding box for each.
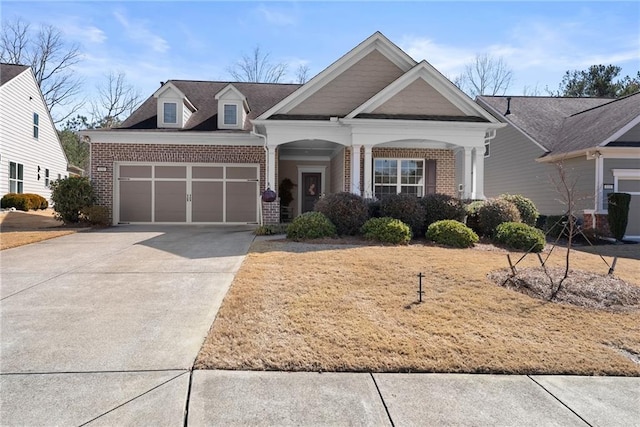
[477,96,612,152]
[119,80,301,131]
[0,63,29,86]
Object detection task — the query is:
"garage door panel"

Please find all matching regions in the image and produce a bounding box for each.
[192,181,223,222]
[120,166,151,179]
[120,181,152,222]
[227,167,258,180]
[226,182,258,223]
[193,166,223,179]
[156,166,187,179]
[155,181,187,222]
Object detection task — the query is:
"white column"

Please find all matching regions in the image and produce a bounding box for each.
[463,147,473,199]
[351,144,362,195]
[472,147,485,199]
[363,145,373,198]
[267,145,277,191]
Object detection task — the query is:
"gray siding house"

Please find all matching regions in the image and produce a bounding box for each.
[478,94,640,239]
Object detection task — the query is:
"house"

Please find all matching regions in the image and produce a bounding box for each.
[0,63,69,203]
[84,32,503,225]
[477,94,640,239]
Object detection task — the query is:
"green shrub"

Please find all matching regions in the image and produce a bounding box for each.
[364,198,381,219]
[499,194,539,226]
[286,212,336,240]
[494,222,546,252]
[314,192,369,236]
[380,193,425,236]
[426,220,479,248]
[421,193,466,226]
[80,205,111,227]
[361,217,412,245]
[477,198,521,236]
[50,176,96,223]
[255,224,289,236]
[464,200,485,234]
[1,193,47,211]
[607,192,631,241]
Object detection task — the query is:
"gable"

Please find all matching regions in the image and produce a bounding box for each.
[288,50,405,116]
[371,79,465,116]
[615,121,640,142]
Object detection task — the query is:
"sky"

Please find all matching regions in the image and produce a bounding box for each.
[2,1,639,122]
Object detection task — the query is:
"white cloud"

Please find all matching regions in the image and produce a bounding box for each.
[61,23,107,44]
[400,36,475,77]
[113,10,169,53]
[256,4,298,26]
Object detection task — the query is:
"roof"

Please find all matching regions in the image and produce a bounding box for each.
[477,96,611,151]
[120,80,301,131]
[0,63,29,86]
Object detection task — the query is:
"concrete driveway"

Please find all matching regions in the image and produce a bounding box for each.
[0,225,255,425]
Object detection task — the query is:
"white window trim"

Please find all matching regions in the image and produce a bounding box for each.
[220,102,242,129]
[33,112,39,139]
[373,158,425,198]
[9,161,24,193]
[162,102,178,125]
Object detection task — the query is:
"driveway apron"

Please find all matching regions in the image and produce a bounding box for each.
[0,225,255,426]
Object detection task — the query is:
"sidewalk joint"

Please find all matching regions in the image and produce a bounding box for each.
[183,369,194,427]
[527,375,593,427]
[370,373,395,427]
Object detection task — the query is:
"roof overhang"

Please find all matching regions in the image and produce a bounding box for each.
[81,129,263,146]
[537,146,640,163]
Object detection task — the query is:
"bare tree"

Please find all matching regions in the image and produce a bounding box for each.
[227,45,288,83]
[1,18,84,122]
[295,64,310,84]
[522,84,542,96]
[91,71,142,129]
[458,53,513,98]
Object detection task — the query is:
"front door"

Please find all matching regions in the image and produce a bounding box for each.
[301,173,321,213]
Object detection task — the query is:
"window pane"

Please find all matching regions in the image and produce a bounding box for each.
[9,162,16,179]
[33,113,39,125]
[163,103,177,123]
[224,104,237,125]
[17,164,23,179]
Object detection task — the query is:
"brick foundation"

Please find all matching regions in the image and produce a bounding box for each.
[583,212,611,237]
[261,198,281,225]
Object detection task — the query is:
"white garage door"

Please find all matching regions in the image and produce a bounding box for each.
[116,163,259,224]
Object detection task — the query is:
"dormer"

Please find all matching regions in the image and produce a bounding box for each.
[215,84,250,130]
[153,82,196,129]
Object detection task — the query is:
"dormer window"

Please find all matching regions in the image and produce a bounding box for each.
[223,104,238,126]
[163,102,177,124]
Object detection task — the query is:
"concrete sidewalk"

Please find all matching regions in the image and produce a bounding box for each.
[1,227,638,426]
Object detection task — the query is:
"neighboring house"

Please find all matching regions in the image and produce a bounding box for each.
[0,63,69,203]
[84,32,503,225]
[478,94,640,239]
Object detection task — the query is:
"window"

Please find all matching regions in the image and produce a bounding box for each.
[223,104,238,125]
[58,173,61,180]
[163,102,177,124]
[33,113,39,139]
[374,159,424,198]
[45,168,50,187]
[9,162,24,193]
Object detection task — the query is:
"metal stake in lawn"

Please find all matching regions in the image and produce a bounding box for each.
[417,272,425,303]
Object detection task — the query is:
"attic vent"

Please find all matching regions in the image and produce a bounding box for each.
[504,97,511,116]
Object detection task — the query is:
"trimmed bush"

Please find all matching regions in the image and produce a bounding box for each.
[286,212,336,240]
[364,198,381,219]
[494,222,546,252]
[1,193,48,211]
[499,194,539,227]
[361,217,412,245]
[607,192,631,241]
[477,198,521,237]
[380,193,425,236]
[464,200,485,234]
[421,193,466,226]
[314,192,369,236]
[426,220,479,248]
[50,176,96,223]
[80,205,110,227]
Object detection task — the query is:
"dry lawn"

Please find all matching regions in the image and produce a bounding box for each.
[0,209,76,250]
[196,239,640,375]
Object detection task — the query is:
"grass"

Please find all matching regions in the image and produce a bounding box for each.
[0,209,76,250]
[196,239,640,375]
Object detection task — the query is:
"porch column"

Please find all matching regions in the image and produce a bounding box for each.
[267,145,277,191]
[363,145,373,198]
[463,147,473,199]
[472,147,485,199]
[351,144,362,195]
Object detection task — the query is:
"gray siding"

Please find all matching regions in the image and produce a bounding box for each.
[484,124,596,215]
[603,158,640,184]
[616,122,640,141]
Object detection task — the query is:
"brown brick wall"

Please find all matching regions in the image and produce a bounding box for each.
[91,143,265,216]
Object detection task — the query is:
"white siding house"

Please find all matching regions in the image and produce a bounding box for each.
[0,64,68,203]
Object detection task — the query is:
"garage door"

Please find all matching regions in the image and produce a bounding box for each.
[116,163,259,224]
